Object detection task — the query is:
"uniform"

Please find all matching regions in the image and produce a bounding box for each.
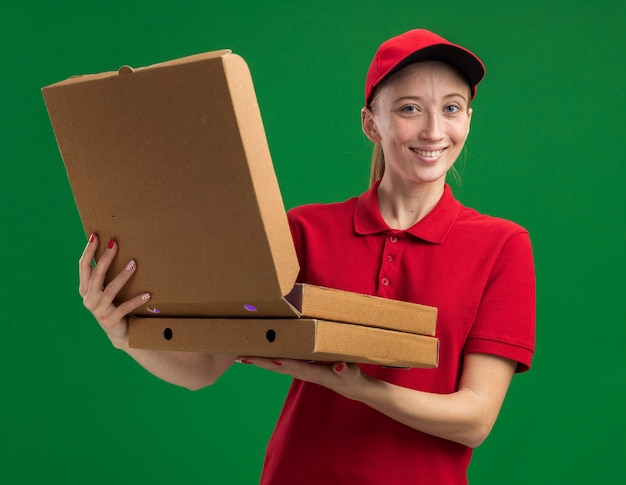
[260,182,536,484]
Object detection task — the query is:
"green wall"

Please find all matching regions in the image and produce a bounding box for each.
[2,1,625,483]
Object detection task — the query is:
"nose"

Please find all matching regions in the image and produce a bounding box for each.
[419,112,443,140]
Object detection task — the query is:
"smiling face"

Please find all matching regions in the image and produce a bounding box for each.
[362,61,472,192]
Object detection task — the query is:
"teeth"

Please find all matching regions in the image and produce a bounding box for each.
[414,149,443,157]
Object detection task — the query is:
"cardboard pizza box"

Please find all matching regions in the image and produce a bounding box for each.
[129,317,438,368]
[42,49,439,367]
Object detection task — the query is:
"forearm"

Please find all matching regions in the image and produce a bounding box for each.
[114,338,235,391]
[340,354,517,448]
[348,376,490,448]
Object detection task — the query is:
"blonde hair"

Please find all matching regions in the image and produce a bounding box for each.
[369,142,385,187]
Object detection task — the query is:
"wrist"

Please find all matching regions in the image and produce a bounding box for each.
[104,324,130,351]
[337,370,375,402]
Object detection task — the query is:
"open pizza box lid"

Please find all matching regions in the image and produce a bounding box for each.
[42,50,437,336]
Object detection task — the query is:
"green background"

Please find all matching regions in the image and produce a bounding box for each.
[2,0,625,483]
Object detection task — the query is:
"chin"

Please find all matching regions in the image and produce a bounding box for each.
[409,170,449,186]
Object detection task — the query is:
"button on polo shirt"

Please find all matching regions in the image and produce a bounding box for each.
[378,232,402,293]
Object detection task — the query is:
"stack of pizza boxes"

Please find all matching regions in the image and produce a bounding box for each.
[42,50,438,368]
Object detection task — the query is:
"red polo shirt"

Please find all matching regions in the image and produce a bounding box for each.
[260,183,536,485]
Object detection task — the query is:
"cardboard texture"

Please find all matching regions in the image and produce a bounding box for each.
[129,317,438,368]
[43,49,439,366]
[42,50,300,318]
[286,284,436,336]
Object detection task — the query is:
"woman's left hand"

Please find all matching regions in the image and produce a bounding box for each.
[237,357,366,399]
[238,353,517,448]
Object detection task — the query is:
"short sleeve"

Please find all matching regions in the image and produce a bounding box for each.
[464,231,536,372]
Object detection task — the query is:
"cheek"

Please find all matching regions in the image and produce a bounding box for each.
[381,120,414,143]
[447,121,470,144]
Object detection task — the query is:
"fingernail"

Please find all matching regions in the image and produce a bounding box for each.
[238,359,253,365]
[335,364,344,372]
[89,232,97,243]
[141,293,151,301]
[272,360,282,366]
[108,238,115,249]
[125,259,136,271]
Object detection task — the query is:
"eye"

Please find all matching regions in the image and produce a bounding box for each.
[444,104,460,114]
[400,105,419,114]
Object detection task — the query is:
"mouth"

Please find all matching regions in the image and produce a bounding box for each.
[410,148,446,160]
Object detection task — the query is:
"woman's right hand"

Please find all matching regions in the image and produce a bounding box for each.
[78,233,151,349]
[77,233,235,390]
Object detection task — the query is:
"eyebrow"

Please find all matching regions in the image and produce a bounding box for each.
[392,93,469,104]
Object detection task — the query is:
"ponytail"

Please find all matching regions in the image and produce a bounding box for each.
[369,142,385,187]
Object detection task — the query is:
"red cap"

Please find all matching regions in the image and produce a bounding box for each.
[365,29,485,105]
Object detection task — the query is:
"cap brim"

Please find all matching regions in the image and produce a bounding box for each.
[388,44,485,91]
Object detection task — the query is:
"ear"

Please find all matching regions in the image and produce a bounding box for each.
[466,107,473,138]
[361,107,381,142]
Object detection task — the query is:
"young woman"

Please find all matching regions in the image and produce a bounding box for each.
[80,29,535,484]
